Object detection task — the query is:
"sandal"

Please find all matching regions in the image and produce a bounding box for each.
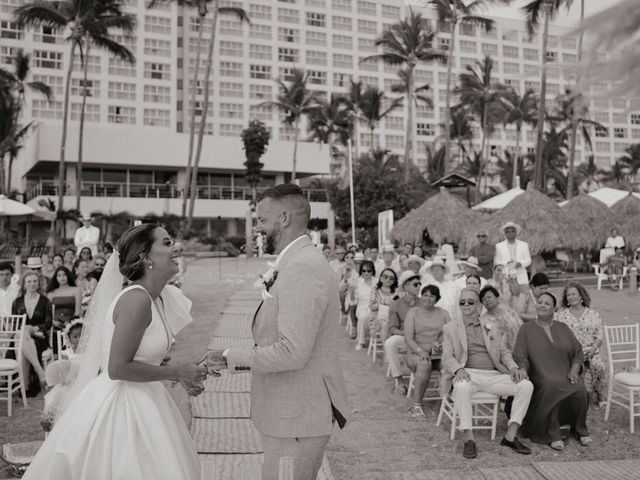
[410,405,426,418]
[550,440,565,451]
[395,384,408,396]
[579,436,592,446]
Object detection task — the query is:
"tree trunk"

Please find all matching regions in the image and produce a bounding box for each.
[533,1,552,191]
[404,63,415,183]
[76,42,90,212]
[0,154,5,195]
[353,114,360,161]
[443,21,456,167]
[182,8,206,222]
[59,41,77,217]
[291,115,300,182]
[7,154,14,194]
[513,123,521,188]
[369,126,375,155]
[478,107,488,192]
[187,0,219,229]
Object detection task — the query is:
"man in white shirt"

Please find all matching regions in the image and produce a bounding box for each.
[375,245,398,274]
[605,228,625,250]
[74,215,100,256]
[494,222,531,285]
[0,261,20,315]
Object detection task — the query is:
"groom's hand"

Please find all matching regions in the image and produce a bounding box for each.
[180,379,204,397]
[206,350,228,374]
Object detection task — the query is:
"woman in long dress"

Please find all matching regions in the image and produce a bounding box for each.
[23,224,209,480]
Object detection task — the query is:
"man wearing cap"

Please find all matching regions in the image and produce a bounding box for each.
[469,229,495,280]
[74,215,100,257]
[375,245,398,274]
[453,257,488,290]
[494,222,531,285]
[384,271,422,395]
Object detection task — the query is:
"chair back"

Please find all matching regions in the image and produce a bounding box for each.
[604,323,640,376]
[56,330,64,353]
[0,315,26,361]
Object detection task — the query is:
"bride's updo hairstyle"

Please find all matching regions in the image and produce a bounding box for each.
[117,223,158,281]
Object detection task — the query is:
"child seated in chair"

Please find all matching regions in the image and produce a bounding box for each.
[60,318,83,360]
[604,247,627,290]
[41,359,72,432]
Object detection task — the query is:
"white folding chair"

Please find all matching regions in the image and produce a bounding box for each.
[593,265,628,290]
[407,369,442,402]
[604,323,640,433]
[366,331,385,363]
[0,315,28,416]
[436,391,500,440]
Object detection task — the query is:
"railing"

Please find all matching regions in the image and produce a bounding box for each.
[26,180,328,203]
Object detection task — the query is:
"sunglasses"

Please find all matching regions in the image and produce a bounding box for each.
[95,263,105,268]
[459,299,477,306]
[361,269,373,273]
[477,234,487,238]
[380,274,395,280]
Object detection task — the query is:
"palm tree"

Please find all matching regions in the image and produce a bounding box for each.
[344,79,365,162]
[574,156,606,193]
[540,125,569,194]
[523,0,574,189]
[425,143,447,184]
[620,143,640,184]
[307,93,352,173]
[429,0,510,167]
[75,0,135,212]
[259,68,320,183]
[447,106,474,167]
[501,88,538,187]
[603,160,628,187]
[358,86,403,154]
[362,9,445,182]
[186,2,249,228]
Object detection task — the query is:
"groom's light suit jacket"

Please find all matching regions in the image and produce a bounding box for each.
[226,236,350,438]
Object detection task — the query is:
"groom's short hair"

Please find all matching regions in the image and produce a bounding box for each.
[261,184,311,221]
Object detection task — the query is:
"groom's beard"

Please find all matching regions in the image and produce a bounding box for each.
[263,227,280,255]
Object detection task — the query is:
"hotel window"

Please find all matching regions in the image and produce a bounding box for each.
[502,29,518,41]
[523,48,538,61]
[439,38,450,51]
[595,142,609,153]
[385,135,404,149]
[108,82,136,100]
[249,104,272,122]
[612,99,627,109]
[524,64,538,76]
[278,47,298,63]
[332,15,351,31]
[108,105,136,124]
[143,85,170,103]
[32,99,63,118]
[143,108,170,126]
[632,128,640,139]
[0,20,22,39]
[416,123,434,136]
[190,17,212,34]
[306,50,326,65]
[249,44,272,60]
[381,4,399,18]
[219,41,242,57]
[460,57,476,68]
[460,22,475,36]
[504,62,519,74]
[109,57,135,76]
[34,50,62,69]
[360,75,378,87]
[524,81,540,91]
[545,51,557,62]
[71,103,100,121]
[614,127,626,138]
[613,112,627,123]
[416,103,434,118]
[0,46,16,65]
[72,54,101,73]
[34,74,63,96]
[219,61,242,77]
[333,53,352,68]
[220,19,243,36]
[249,84,272,99]
[308,70,326,85]
[144,15,171,34]
[332,0,350,11]
[249,24,271,40]
[33,25,62,44]
[279,67,295,82]
[593,98,609,109]
[594,112,609,123]
[547,66,559,78]
[144,62,170,80]
[279,125,297,141]
[357,19,377,34]
[278,8,299,23]
[359,57,377,71]
[306,0,325,6]
[562,52,577,63]
[71,79,100,97]
[219,102,243,119]
[502,46,518,58]
[278,27,299,42]
[385,116,403,130]
[219,82,243,98]
[144,38,170,57]
[562,37,577,49]
[460,40,476,53]
[249,64,271,79]
[306,12,325,27]
[595,126,608,138]
[547,35,558,48]
[0,0,22,13]
[219,123,242,137]
[248,3,271,19]
[415,70,432,83]
[333,72,347,87]
[547,83,559,94]
[357,0,375,15]
[481,43,497,56]
[306,31,326,46]
[333,34,352,49]
[614,142,627,153]
[358,37,376,53]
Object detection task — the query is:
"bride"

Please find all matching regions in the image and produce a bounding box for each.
[24,224,209,480]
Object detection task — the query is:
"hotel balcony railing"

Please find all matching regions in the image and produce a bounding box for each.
[25,180,328,203]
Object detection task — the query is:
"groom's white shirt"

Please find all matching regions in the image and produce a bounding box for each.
[274,235,307,266]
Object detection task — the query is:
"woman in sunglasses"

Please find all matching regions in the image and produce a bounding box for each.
[369,268,399,343]
[353,260,377,350]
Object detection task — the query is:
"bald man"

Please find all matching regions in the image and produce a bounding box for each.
[207,184,350,480]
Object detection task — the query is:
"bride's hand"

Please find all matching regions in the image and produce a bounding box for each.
[175,362,208,386]
[180,379,204,397]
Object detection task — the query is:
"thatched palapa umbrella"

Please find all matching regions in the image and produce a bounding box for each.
[610,193,640,223]
[623,213,640,250]
[460,184,589,256]
[561,194,621,250]
[389,187,476,245]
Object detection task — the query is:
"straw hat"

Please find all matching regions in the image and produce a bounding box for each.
[353,252,365,261]
[425,258,449,274]
[398,271,421,289]
[406,254,425,266]
[381,245,395,253]
[81,214,92,221]
[26,257,42,269]
[457,256,481,270]
[500,221,522,236]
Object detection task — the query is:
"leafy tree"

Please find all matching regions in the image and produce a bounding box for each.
[500,88,538,187]
[425,144,447,184]
[307,93,352,174]
[620,143,640,184]
[343,79,365,162]
[447,106,474,167]
[574,156,606,193]
[602,160,628,187]
[241,120,270,206]
[358,86,402,154]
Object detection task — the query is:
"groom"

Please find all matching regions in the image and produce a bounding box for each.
[208,184,350,480]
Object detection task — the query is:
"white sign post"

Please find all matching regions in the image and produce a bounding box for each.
[377,210,394,250]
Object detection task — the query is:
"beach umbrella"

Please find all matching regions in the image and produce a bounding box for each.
[460,183,589,256]
[0,195,36,216]
[610,193,640,222]
[471,186,525,211]
[562,194,621,250]
[389,187,477,245]
[623,213,640,250]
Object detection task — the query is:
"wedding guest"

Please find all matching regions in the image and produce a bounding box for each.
[369,268,399,342]
[74,215,100,256]
[403,242,414,255]
[11,270,51,396]
[469,229,495,279]
[0,261,20,315]
[604,227,625,250]
[352,260,377,350]
[494,222,531,285]
[423,259,459,321]
[407,255,425,275]
[454,257,487,290]
[633,247,640,285]
[63,248,76,271]
[91,256,106,282]
[513,292,591,450]
[385,271,421,395]
[375,245,398,274]
[512,273,549,323]
[479,285,522,352]
[46,267,81,330]
[465,274,482,292]
[604,246,626,290]
[20,257,49,293]
[76,246,94,272]
[52,253,64,269]
[75,260,98,317]
[329,245,346,280]
[555,283,606,407]
[486,264,514,306]
[368,247,379,262]
[442,288,533,458]
[60,318,83,360]
[41,253,56,282]
[339,252,359,336]
[322,245,331,260]
[103,242,114,261]
[397,253,410,276]
[405,284,451,418]
[413,246,424,258]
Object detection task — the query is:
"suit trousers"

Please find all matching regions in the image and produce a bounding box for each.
[260,433,331,480]
[453,368,533,431]
[383,335,408,378]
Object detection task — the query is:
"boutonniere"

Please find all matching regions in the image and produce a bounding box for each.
[255,262,278,299]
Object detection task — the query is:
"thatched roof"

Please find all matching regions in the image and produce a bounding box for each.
[624,213,640,250]
[390,187,476,245]
[460,184,591,255]
[562,194,621,249]
[610,193,640,222]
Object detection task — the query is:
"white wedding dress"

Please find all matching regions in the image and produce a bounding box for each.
[23,284,201,480]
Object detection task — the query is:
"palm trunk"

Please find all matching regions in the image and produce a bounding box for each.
[7,154,14,194]
[533,1,552,190]
[479,106,488,190]
[187,0,219,229]
[59,41,76,216]
[369,126,375,155]
[404,63,415,183]
[443,21,456,166]
[291,116,300,182]
[76,42,90,212]
[513,123,521,188]
[0,154,5,195]
[182,8,206,222]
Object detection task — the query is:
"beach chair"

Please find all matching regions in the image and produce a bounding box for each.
[0,315,28,417]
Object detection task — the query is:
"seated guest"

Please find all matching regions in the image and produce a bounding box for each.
[46,266,81,331]
[369,268,399,343]
[465,274,482,292]
[442,288,533,458]
[352,260,377,351]
[375,245,398,274]
[338,251,359,336]
[62,247,76,271]
[0,261,20,315]
[403,242,414,255]
[91,256,106,282]
[604,246,626,290]
[423,259,459,321]
[406,255,425,275]
[385,271,422,395]
[52,253,64,270]
[454,257,487,290]
[75,246,94,272]
[486,264,515,306]
[513,292,591,450]
[604,227,625,250]
[413,246,425,258]
[555,283,606,407]
[60,317,83,360]
[396,253,410,276]
[41,253,56,283]
[479,285,523,352]
[405,284,451,418]
[511,272,549,323]
[75,259,98,318]
[329,246,346,280]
